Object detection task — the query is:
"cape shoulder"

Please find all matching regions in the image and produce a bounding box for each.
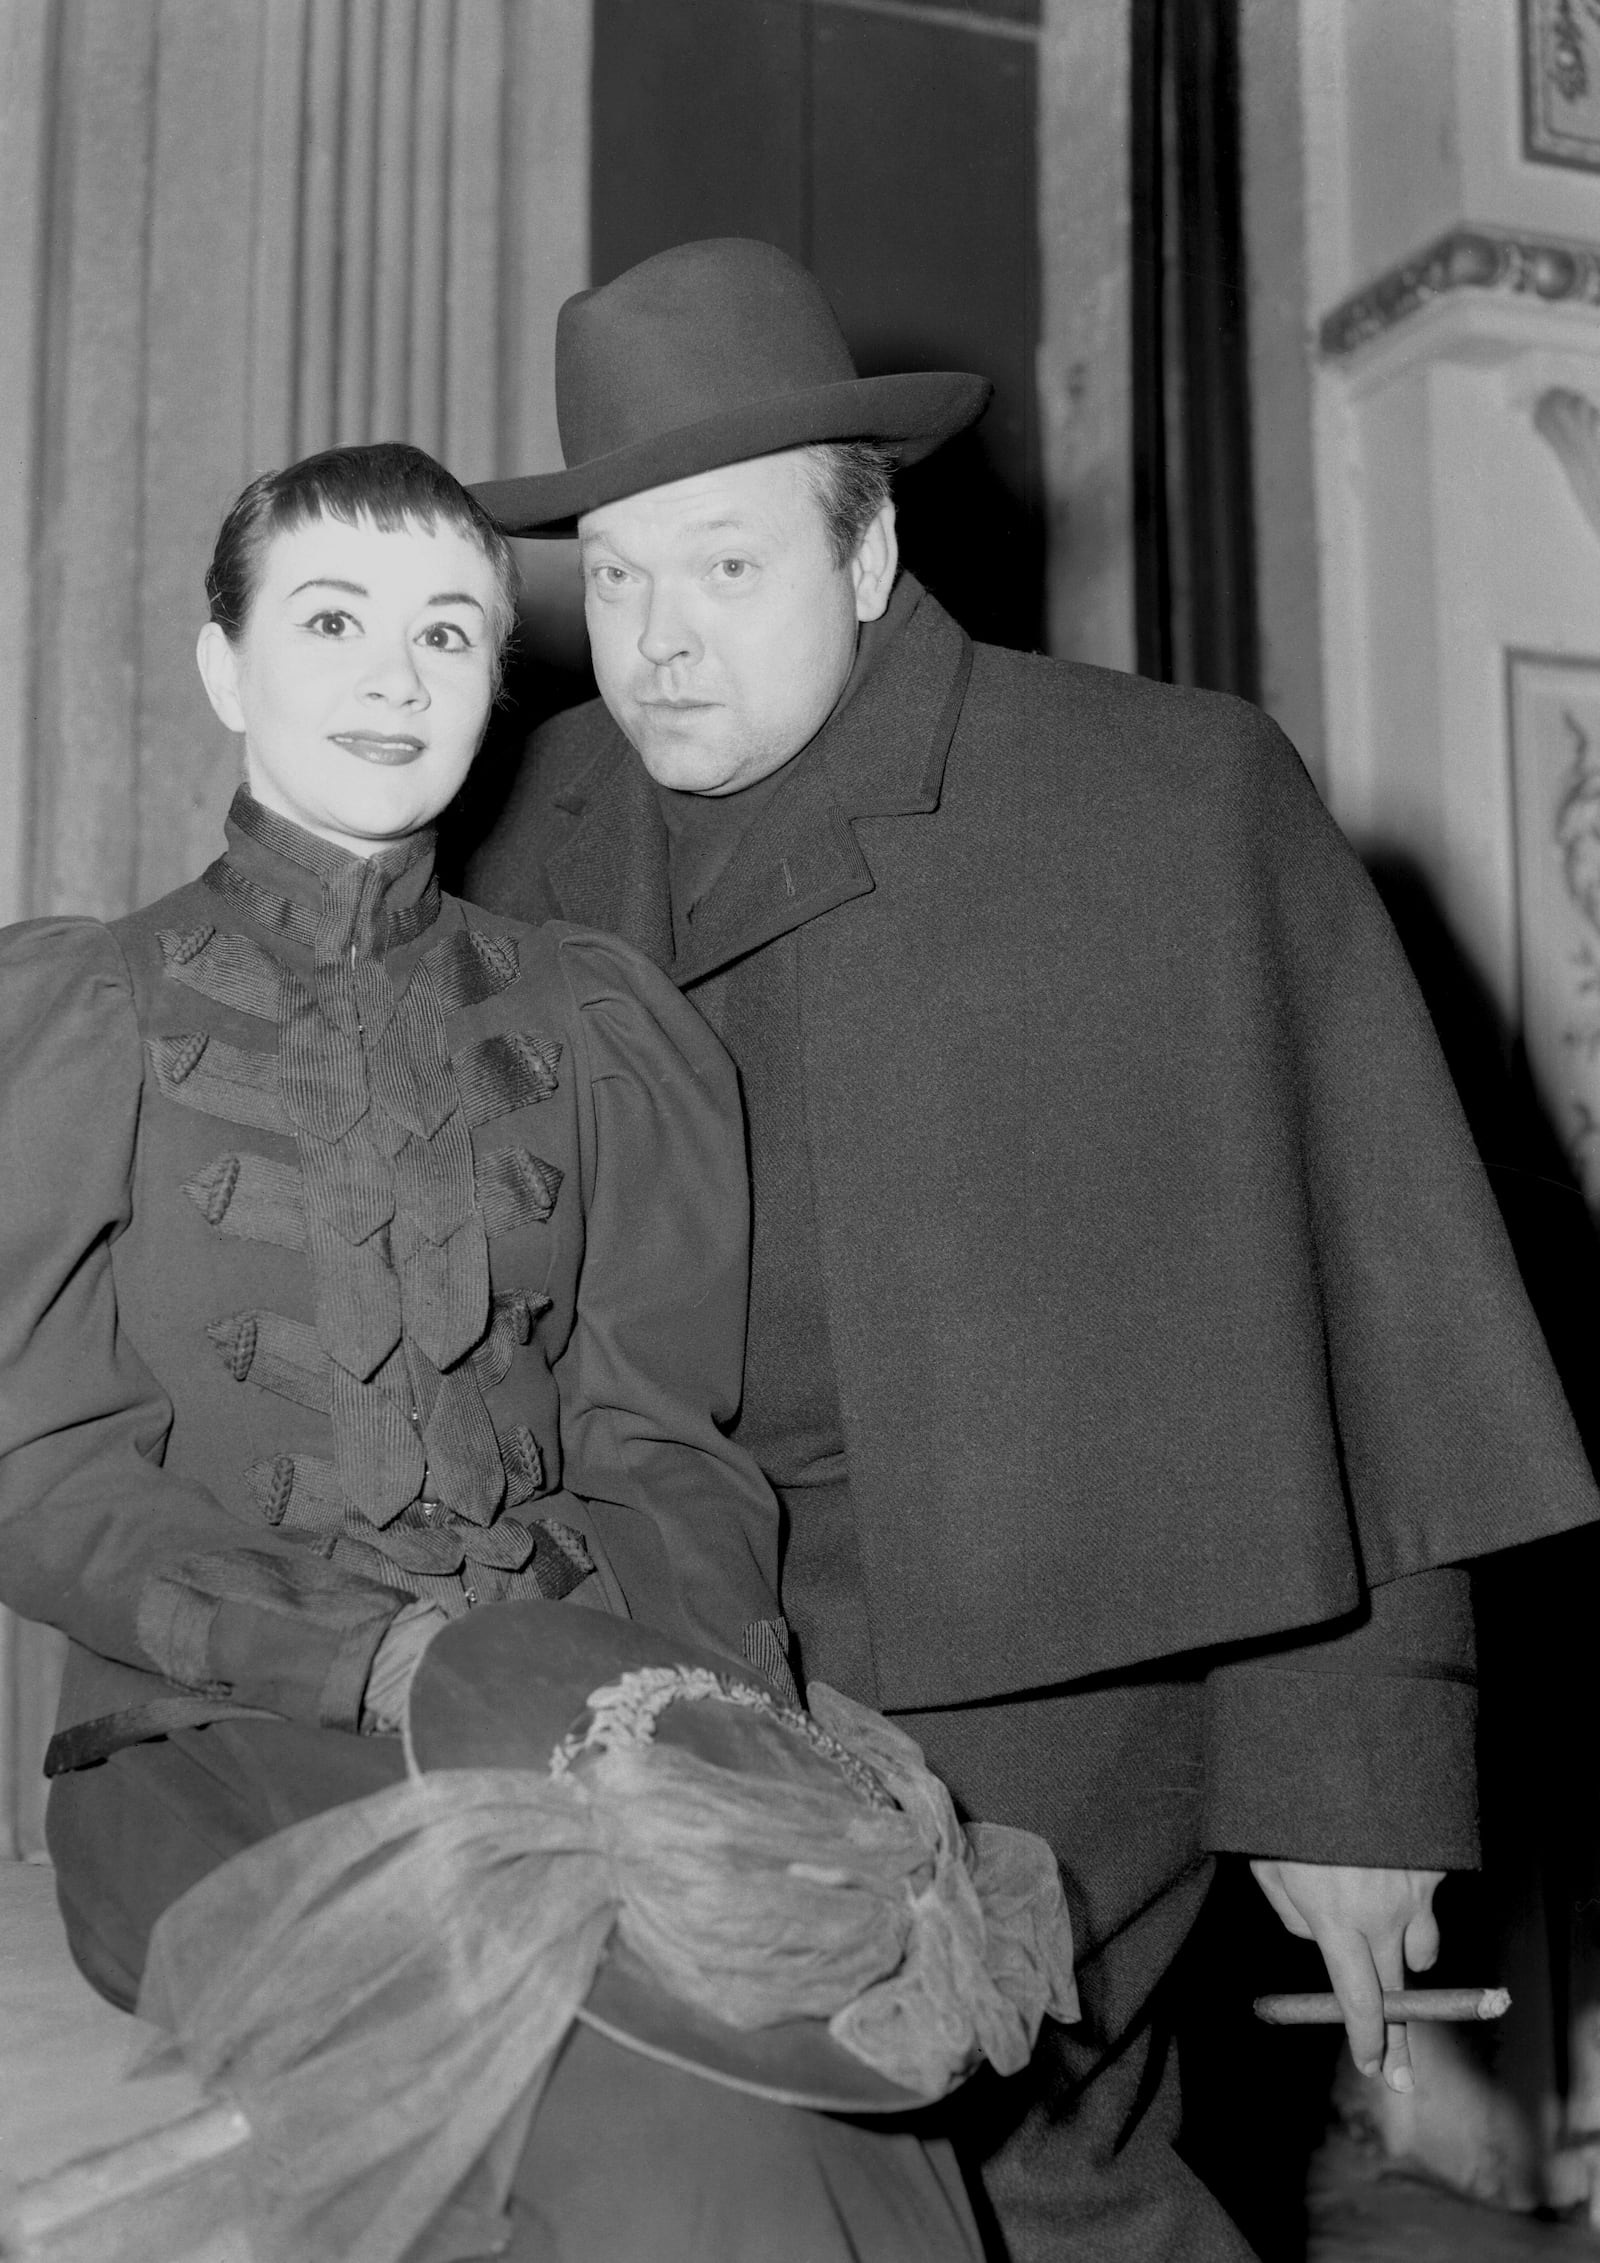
[965,639,1307,799]
[942,643,1352,953]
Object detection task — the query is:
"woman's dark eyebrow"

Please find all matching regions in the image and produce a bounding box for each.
[283,578,485,615]
[287,577,366,600]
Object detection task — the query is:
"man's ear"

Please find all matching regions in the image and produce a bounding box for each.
[196,621,247,735]
[850,502,899,624]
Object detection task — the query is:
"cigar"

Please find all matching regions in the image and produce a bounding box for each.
[1253,1986,1510,2025]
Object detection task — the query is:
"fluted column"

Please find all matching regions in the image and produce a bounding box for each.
[0,0,590,1857]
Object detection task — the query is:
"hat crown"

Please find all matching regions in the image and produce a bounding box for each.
[556,238,860,467]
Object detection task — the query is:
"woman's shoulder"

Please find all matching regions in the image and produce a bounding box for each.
[1,870,236,1020]
[445,897,673,1009]
[445,899,729,1090]
[0,917,145,1097]
[0,913,133,1000]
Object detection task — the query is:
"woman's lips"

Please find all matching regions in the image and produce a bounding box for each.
[330,731,426,767]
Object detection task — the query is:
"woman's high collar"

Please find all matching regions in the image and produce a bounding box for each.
[213,787,442,963]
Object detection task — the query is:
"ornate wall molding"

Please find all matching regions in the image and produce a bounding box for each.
[1320,226,1600,360]
[1521,0,1600,170]
[1533,385,1600,542]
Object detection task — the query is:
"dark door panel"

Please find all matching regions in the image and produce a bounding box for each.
[810,3,1039,646]
[591,0,808,272]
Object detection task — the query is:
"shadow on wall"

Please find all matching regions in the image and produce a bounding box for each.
[1175,856,1600,2258]
[893,426,1045,657]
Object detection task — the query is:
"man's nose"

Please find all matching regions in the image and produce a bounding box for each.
[637,586,700,667]
[358,633,426,705]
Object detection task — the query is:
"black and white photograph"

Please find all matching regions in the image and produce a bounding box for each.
[5,3,1600,2259]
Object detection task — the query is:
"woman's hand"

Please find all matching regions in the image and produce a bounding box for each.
[360,1601,450,1734]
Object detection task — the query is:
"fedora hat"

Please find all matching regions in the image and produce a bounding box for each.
[470,237,992,536]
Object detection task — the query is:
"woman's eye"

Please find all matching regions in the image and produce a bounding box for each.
[714,558,750,582]
[306,609,355,638]
[419,620,471,651]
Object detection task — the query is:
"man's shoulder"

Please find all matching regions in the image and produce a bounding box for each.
[525,693,619,784]
[464,695,622,919]
[967,639,1287,757]
[960,641,1313,822]
[498,691,622,821]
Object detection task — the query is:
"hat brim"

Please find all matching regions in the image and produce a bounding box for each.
[470,371,992,538]
[404,1601,953,2113]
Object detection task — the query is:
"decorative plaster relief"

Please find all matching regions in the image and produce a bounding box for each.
[1321,227,1600,358]
[1532,385,1600,538]
[1507,650,1600,1206]
[1521,0,1600,171]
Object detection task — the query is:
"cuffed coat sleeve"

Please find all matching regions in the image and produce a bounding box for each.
[0,920,400,1728]
[538,931,786,1676]
[1201,1563,1477,1870]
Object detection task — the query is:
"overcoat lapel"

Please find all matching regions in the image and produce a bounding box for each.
[545,735,675,970]
[539,579,971,992]
[670,760,874,987]
[672,585,973,989]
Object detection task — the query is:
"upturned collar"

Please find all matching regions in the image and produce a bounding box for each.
[209,789,442,964]
[543,576,973,984]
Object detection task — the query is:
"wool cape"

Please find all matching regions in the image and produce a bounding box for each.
[467,581,1600,1715]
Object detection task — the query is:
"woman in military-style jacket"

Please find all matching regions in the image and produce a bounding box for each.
[0,442,790,2007]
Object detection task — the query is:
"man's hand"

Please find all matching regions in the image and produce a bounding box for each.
[1249,1860,1445,2092]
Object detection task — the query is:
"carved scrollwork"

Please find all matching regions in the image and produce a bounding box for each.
[1524,0,1600,167]
[1320,228,1600,359]
[1533,387,1600,545]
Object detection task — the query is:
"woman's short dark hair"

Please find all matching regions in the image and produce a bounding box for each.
[206,441,520,686]
[802,441,897,567]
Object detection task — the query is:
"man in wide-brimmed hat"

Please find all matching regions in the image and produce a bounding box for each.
[465,238,1599,2258]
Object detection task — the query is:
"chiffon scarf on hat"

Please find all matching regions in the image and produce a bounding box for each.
[135,1678,1078,2263]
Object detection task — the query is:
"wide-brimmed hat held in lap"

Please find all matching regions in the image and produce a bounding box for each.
[136,1603,1076,2263]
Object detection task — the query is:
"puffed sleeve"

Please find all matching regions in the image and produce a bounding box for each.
[0,920,401,1729]
[544,930,791,1684]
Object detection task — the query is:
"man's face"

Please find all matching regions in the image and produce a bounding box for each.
[579,450,887,795]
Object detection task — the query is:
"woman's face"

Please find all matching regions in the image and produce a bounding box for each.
[196,511,500,856]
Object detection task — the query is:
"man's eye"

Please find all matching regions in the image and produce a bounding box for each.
[590,564,629,588]
[714,559,750,581]
[419,621,471,651]
[306,609,355,637]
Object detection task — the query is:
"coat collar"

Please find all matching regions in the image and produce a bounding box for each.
[544,746,675,970]
[543,577,973,985]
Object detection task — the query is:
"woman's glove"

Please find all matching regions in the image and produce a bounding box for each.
[360,1601,450,1733]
